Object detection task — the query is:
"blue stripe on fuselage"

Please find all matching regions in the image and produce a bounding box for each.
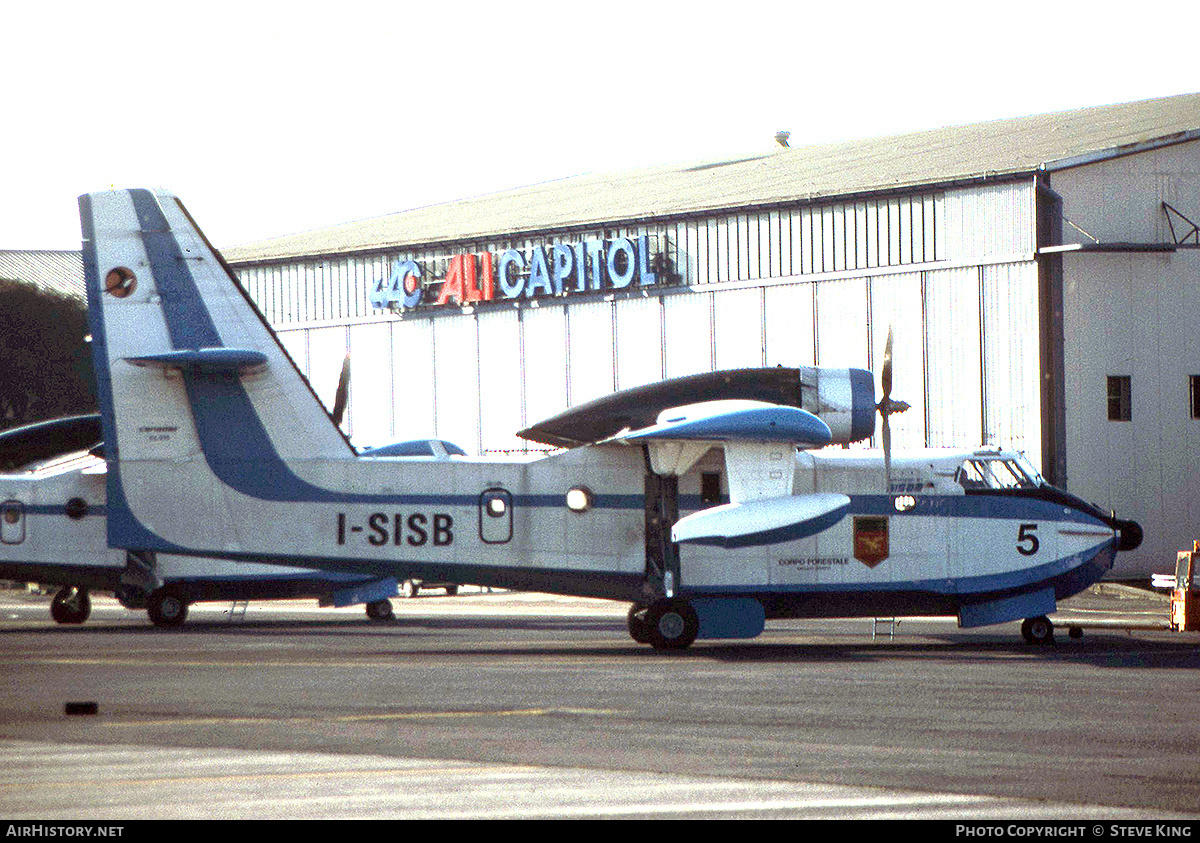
[683,538,1116,603]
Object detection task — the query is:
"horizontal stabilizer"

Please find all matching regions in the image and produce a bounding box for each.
[673,492,850,549]
[614,400,832,448]
[124,348,269,375]
[0,413,102,470]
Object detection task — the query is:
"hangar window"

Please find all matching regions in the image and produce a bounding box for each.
[1107,376,1131,422]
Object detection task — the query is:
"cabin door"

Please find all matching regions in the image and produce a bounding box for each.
[479,488,513,544]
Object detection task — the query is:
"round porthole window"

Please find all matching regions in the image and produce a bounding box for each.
[104,267,137,298]
[66,498,89,520]
[565,486,593,513]
[485,493,507,518]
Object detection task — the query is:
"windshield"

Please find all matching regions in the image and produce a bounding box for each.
[956,457,1043,490]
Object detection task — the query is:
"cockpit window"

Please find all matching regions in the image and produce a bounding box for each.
[1012,454,1044,486]
[956,458,1043,490]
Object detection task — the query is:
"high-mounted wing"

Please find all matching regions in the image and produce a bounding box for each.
[519,366,876,449]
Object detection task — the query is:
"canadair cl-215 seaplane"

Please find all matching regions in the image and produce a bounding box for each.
[67,188,1141,649]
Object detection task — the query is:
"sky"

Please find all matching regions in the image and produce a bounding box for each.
[2,0,1198,251]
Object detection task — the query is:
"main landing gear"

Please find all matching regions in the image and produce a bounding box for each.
[628,599,700,651]
[366,599,394,620]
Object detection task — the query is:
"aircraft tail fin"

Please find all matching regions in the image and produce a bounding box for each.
[79,189,354,549]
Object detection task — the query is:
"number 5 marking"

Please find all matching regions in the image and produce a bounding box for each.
[1017,523,1039,556]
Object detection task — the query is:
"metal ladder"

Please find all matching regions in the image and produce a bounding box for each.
[227,600,249,622]
[871,617,900,640]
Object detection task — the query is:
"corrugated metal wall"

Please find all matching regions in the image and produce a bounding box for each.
[244,191,956,330]
[255,180,1040,462]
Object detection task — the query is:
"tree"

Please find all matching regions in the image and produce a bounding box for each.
[0,278,96,431]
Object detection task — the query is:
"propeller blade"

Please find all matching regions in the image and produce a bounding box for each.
[876,325,908,493]
[331,354,351,428]
[882,411,892,493]
[881,326,894,401]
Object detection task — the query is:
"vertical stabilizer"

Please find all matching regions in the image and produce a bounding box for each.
[80,189,354,551]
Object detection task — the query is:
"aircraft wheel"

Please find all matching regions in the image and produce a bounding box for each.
[400,579,419,598]
[147,587,188,628]
[366,600,394,621]
[647,599,699,651]
[1021,615,1055,645]
[50,587,90,624]
[444,585,459,596]
[627,604,652,644]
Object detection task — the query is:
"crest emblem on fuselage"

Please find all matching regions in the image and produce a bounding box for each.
[853,516,889,567]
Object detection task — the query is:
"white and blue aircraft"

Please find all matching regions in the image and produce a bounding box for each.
[0,413,445,625]
[61,187,1140,649]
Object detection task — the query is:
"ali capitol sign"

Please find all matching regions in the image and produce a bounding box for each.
[370,235,666,311]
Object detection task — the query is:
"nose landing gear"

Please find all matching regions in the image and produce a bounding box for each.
[1021,615,1055,644]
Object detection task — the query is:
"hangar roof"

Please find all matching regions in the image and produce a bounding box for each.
[224,92,1200,265]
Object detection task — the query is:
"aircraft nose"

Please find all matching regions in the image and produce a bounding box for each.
[1112,517,1143,552]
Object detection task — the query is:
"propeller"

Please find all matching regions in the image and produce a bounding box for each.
[331,353,351,429]
[876,327,910,492]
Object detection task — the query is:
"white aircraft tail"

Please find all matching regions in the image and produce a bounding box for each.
[79,188,354,550]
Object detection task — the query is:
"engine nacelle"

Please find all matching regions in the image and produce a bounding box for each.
[516,366,877,450]
[797,367,875,445]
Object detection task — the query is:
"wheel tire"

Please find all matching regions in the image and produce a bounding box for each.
[400,579,419,598]
[147,587,188,628]
[366,600,394,621]
[627,604,652,644]
[647,599,699,651]
[50,587,90,624]
[444,585,459,596]
[1021,615,1054,645]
